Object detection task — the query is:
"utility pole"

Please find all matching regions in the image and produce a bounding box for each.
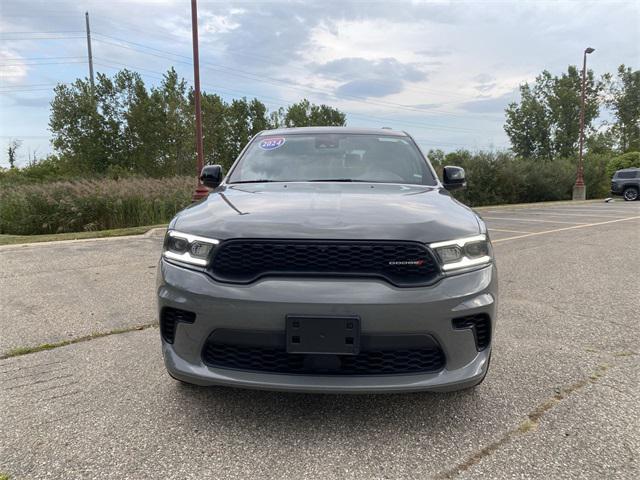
[191,0,209,201]
[572,47,595,201]
[85,11,95,89]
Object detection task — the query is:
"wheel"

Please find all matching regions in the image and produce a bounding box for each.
[623,187,638,201]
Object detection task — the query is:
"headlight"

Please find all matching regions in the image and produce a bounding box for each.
[429,234,492,272]
[162,230,219,266]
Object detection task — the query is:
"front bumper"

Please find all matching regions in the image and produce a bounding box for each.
[157,260,498,393]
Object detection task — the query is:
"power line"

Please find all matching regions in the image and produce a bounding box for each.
[0,60,87,66]
[90,33,495,128]
[0,56,85,62]
[0,88,54,94]
[93,57,504,147]
[0,83,59,88]
[90,18,485,103]
[0,36,85,40]
[0,30,84,34]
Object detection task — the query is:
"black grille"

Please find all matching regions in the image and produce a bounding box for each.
[453,314,491,350]
[202,341,445,375]
[209,239,440,286]
[160,307,196,343]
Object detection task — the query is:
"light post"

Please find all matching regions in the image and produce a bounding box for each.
[572,47,595,201]
[191,0,209,201]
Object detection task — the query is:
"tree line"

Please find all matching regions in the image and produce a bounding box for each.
[3,62,638,197]
[504,64,639,159]
[20,68,345,180]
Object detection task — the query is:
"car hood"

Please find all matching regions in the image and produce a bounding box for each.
[173,183,481,244]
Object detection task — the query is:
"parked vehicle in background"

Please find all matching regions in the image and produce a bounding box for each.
[157,127,497,393]
[610,168,640,201]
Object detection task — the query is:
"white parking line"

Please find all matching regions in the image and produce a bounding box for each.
[487,228,532,234]
[482,210,626,218]
[482,216,586,225]
[493,216,640,243]
[537,207,639,214]
[517,208,636,215]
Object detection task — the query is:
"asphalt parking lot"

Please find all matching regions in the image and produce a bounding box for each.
[1,200,639,479]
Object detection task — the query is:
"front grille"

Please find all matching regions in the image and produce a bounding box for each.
[209,239,440,287]
[202,340,445,376]
[160,307,196,343]
[452,314,491,350]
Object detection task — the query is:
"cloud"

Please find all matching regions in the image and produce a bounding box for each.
[0,0,638,158]
[336,78,404,98]
[410,103,444,110]
[458,91,516,114]
[472,74,498,93]
[313,57,427,98]
[0,48,28,85]
[5,95,52,109]
[414,49,452,58]
[315,57,426,82]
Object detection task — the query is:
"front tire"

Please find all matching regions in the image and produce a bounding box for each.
[623,187,638,201]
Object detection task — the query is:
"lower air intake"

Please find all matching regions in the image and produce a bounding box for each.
[452,314,491,350]
[160,307,196,344]
[202,339,445,375]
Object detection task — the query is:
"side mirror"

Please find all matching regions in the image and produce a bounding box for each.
[200,165,223,189]
[442,166,466,190]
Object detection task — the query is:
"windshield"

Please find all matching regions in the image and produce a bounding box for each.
[228,133,437,185]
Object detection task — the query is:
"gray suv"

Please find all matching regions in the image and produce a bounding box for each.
[611,168,640,201]
[157,127,497,393]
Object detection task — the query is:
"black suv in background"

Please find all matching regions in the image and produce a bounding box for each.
[611,168,640,201]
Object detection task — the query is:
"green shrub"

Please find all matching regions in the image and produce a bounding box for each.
[605,151,640,179]
[0,176,194,235]
[439,153,575,207]
[584,153,612,199]
[434,151,613,206]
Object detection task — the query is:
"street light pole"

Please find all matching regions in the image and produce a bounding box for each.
[84,12,95,90]
[572,47,595,201]
[191,0,209,202]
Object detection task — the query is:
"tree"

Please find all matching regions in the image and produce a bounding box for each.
[156,68,193,176]
[505,81,553,159]
[284,99,346,127]
[605,151,640,179]
[7,139,21,168]
[48,69,347,176]
[606,65,640,152]
[201,92,230,167]
[504,66,602,159]
[49,77,108,174]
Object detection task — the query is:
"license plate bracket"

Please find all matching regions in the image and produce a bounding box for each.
[286,315,361,355]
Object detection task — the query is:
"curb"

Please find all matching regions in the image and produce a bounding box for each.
[0,226,167,250]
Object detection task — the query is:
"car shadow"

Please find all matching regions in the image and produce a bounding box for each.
[169,379,486,439]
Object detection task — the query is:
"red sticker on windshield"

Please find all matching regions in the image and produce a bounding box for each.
[259,137,286,150]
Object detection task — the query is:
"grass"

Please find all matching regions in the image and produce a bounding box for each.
[0,176,192,235]
[0,224,166,246]
[0,323,157,360]
[0,198,614,247]
[0,474,11,480]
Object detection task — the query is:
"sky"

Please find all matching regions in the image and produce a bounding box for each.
[1,0,639,167]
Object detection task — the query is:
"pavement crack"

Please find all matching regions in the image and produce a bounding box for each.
[0,359,67,374]
[435,364,611,479]
[4,373,75,391]
[3,366,72,382]
[0,323,158,360]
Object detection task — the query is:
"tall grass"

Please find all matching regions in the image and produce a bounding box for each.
[0,176,194,235]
